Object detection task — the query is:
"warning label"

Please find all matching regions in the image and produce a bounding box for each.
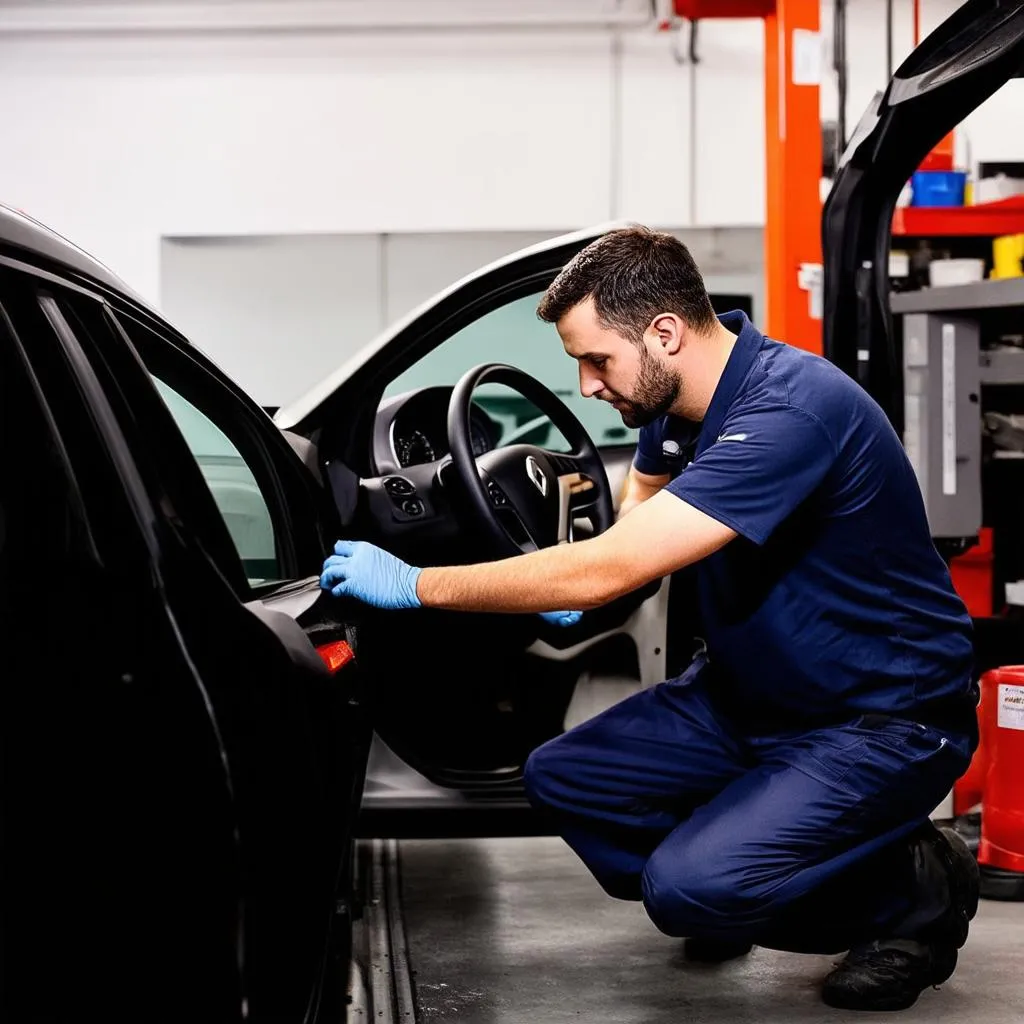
[998,684,1024,731]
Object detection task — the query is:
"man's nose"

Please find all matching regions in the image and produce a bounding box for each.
[579,367,603,398]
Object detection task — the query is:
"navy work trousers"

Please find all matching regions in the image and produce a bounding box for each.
[524,656,973,954]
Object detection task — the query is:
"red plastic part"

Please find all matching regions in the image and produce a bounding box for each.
[316,639,355,674]
[893,196,1024,237]
[674,0,776,15]
[918,131,956,172]
[978,666,1024,874]
[950,527,994,619]
[954,667,996,815]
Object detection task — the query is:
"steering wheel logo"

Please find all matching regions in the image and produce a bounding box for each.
[525,455,548,498]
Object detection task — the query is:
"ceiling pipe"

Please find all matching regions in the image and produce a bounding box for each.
[0,1,659,37]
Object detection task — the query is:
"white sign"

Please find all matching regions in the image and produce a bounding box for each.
[998,683,1024,731]
[792,29,822,86]
[941,323,957,496]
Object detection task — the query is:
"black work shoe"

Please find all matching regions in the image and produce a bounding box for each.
[821,939,958,1011]
[683,936,754,963]
[821,827,979,1012]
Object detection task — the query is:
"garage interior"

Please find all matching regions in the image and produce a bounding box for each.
[4,1,1024,1022]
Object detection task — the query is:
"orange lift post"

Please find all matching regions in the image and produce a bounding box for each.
[674,0,823,354]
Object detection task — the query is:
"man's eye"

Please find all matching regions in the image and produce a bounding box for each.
[591,358,607,370]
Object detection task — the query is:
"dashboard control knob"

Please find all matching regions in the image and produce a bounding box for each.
[385,477,414,496]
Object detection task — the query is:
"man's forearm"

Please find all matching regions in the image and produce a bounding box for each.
[415,535,631,613]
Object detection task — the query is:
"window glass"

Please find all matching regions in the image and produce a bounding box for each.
[152,378,278,584]
[384,292,637,449]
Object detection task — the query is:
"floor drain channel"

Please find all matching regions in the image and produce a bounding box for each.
[357,838,416,1023]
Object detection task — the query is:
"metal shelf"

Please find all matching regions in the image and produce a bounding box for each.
[891,277,1024,314]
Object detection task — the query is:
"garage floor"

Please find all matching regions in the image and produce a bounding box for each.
[396,836,1023,1024]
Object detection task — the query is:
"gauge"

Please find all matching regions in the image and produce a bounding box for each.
[470,418,490,457]
[395,429,435,468]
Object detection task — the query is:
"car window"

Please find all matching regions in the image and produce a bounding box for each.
[383,291,637,450]
[151,377,278,585]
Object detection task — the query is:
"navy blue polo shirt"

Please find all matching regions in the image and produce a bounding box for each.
[635,311,975,730]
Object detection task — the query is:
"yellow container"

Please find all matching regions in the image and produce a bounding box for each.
[992,234,1024,279]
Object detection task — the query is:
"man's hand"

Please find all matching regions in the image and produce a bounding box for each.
[320,540,422,609]
[320,540,582,625]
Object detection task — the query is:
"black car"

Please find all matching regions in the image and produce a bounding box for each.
[0,210,665,1024]
[4,3,1023,1020]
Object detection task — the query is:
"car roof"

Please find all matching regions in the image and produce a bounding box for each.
[0,201,148,307]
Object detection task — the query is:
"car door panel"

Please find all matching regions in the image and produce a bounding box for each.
[11,272,369,1023]
[1,278,245,1023]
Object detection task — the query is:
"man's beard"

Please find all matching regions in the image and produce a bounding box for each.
[613,346,682,428]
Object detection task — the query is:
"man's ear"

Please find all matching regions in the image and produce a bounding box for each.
[649,313,684,356]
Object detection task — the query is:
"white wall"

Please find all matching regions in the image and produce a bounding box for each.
[1,0,1020,318]
[0,0,766,306]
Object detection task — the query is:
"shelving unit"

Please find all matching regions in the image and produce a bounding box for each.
[893,195,1024,238]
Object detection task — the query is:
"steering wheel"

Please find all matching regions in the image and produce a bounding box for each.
[447,364,615,557]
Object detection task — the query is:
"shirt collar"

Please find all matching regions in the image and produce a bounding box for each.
[697,310,764,451]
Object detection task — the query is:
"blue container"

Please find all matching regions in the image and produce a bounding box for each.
[911,170,967,207]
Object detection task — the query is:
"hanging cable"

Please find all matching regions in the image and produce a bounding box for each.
[886,0,894,79]
[834,0,848,161]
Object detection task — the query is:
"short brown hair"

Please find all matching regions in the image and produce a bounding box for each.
[537,226,717,341]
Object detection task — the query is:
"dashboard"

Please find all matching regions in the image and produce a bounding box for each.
[372,386,500,474]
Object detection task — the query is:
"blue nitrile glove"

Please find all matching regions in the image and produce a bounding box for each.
[320,540,583,626]
[320,540,422,609]
[538,610,583,627]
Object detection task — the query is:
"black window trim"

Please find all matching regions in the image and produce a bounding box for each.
[108,302,339,579]
[0,251,334,585]
[107,307,325,587]
[52,292,255,596]
[36,294,165,564]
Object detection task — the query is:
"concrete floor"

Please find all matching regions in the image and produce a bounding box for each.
[399,836,1024,1024]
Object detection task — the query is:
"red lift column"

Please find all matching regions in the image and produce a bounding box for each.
[763,0,823,352]
[674,1,823,354]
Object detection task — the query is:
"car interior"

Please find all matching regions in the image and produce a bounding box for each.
[271,269,740,797]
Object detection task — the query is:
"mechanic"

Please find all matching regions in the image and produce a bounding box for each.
[320,226,980,1012]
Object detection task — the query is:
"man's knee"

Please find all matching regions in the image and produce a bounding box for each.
[640,843,775,937]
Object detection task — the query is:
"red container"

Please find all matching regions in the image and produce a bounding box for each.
[949,527,994,618]
[953,669,995,815]
[978,666,1024,875]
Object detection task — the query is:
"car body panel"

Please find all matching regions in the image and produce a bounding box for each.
[0,258,370,1023]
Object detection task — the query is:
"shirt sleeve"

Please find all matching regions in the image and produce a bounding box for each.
[666,405,837,545]
[632,419,671,476]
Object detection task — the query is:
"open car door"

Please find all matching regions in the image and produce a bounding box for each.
[823,0,1024,680]
[275,227,702,828]
[823,0,1024,437]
